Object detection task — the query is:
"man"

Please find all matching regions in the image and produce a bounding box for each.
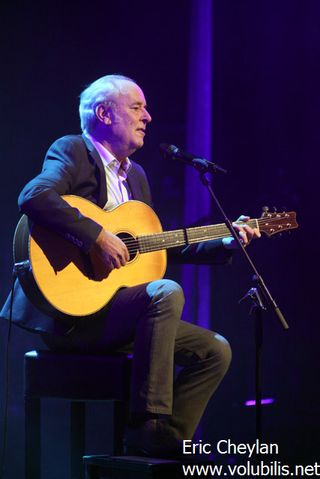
[1,74,260,457]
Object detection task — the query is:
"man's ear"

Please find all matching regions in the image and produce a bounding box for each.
[95,104,112,125]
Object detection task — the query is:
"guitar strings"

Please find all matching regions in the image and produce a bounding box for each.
[119,215,294,249]
[120,215,295,255]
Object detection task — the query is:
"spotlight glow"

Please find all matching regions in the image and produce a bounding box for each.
[245,398,275,407]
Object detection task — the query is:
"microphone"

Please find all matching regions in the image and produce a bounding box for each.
[159,144,227,174]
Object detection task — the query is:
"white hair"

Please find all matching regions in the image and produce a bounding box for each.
[79,74,136,134]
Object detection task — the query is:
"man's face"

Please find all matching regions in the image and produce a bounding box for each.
[108,82,152,158]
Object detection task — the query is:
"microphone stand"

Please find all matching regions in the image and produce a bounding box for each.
[192,161,289,444]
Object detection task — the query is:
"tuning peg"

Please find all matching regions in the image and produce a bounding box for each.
[262,206,269,213]
[281,206,287,212]
[272,206,277,213]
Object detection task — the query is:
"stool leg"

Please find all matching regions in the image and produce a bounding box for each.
[84,463,100,479]
[25,396,41,479]
[112,401,128,455]
[70,401,85,479]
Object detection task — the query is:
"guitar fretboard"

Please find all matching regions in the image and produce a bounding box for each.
[136,220,258,254]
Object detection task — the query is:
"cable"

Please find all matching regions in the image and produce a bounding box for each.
[0,272,17,479]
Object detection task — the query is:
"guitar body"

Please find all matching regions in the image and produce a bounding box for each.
[14,196,167,318]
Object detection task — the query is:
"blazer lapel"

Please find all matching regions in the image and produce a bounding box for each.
[81,134,107,208]
[127,165,143,201]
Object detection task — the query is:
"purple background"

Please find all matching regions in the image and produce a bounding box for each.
[0,0,319,477]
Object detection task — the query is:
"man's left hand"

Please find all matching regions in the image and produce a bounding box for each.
[222,215,261,249]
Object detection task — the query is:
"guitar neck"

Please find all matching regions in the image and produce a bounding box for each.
[137,219,259,254]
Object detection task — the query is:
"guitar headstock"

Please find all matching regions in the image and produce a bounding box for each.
[258,208,298,237]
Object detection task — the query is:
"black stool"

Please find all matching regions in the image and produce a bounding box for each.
[83,455,183,479]
[83,455,217,479]
[24,350,132,479]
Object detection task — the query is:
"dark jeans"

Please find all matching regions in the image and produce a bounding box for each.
[41,279,232,439]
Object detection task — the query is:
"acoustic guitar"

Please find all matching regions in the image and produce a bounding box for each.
[13,196,298,318]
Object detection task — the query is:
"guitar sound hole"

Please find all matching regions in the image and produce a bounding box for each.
[117,233,138,262]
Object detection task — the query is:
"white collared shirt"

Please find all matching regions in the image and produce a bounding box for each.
[86,133,132,210]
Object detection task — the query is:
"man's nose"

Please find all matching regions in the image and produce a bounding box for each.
[142,109,152,123]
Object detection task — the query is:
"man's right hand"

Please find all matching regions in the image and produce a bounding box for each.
[93,228,129,272]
